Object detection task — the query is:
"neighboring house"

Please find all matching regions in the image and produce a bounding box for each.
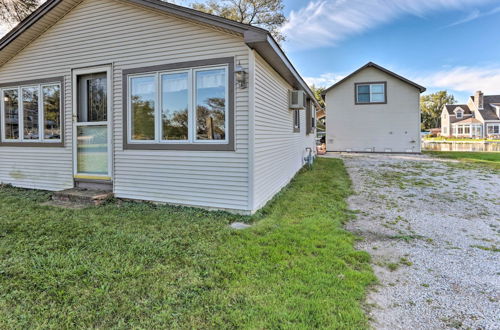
[441,91,500,138]
[322,62,426,153]
[0,0,318,214]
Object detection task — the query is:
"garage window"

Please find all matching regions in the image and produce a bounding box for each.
[355,82,386,104]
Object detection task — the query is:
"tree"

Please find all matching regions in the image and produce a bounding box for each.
[309,85,325,108]
[0,0,40,26]
[191,0,286,42]
[420,91,456,130]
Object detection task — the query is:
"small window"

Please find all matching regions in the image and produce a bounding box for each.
[356,83,386,104]
[487,124,500,134]
[1,80,62,144]
[293,110,300,133]
[456,110,463,119]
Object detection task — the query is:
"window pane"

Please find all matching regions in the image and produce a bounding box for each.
[195,68,226,141]
[77,125,108,175]
[357,85,370,103]
[23,87,39,140]
[357,93,370,103]
[162,73,188,140]
[371,93,385,102]
[357,85,370,93]
[43,85,61,140]
[87,77,107,122]
[4,89,19,140]
[131,76,156,140]
[371,84,384,93]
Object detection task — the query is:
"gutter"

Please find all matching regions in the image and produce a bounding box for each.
[244,31,320,109]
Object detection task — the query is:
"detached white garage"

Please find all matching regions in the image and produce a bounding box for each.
[322,62,426,153]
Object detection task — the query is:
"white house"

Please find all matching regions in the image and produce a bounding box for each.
[322,62,426,153]
[0,0,318,214]
[441,91,500,138]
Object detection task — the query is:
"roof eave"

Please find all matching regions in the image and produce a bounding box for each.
[244,31,319,108]
[322,62,426,96]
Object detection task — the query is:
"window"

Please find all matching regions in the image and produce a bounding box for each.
[355,83,386,104]
[293,110,300,132]
[464,125,470,134]
[456,110,463,119]
[487,124,500,135]
[126,59,232,150]
[457,126,464,134]
[1,79,62,144]
[443,127,448,135]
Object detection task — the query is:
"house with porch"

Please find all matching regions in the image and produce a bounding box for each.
[441,91,500,139]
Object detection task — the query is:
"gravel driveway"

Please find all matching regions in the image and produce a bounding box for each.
[325,153,499,330]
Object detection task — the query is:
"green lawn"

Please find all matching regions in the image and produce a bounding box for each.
[423,137,500,142]
[424,151,500,170]
[0,158,375,328]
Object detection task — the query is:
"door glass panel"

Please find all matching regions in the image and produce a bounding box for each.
[4,89,19,140]
[22,87,39,140]
[78,74,107,122]
[77,125,108,175]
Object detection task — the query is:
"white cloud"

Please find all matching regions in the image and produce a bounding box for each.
[446,6,500,27]
[304,72,345,88]
[414,66,500,96]
[282,0,498,50]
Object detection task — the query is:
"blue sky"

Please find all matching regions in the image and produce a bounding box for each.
[280,0,500,103]
[2,0,499,103]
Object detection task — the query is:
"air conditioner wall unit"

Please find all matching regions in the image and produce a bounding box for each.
[289,90,307,110]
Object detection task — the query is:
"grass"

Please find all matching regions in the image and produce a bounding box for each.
[0,158,375,328]
[424,151,500,170]
[423,137,500,142]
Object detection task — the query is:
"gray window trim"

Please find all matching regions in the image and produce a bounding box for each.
[354,81,387,105]
[122,57,235,151]
[0,76,65,147]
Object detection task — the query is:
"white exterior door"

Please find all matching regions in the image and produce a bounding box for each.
[72,66,112,181]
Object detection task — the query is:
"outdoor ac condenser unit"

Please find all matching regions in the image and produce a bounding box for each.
[289,90,307,110]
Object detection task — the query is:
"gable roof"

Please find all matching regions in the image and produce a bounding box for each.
[0,0,319,107]
[321,62,426,97]
[469,95,500,121]
[445,105,472,115]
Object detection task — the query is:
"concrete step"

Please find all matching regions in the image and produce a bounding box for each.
[52,188,114,206]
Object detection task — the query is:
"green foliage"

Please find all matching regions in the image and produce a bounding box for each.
[424,151,500,170]
[420,91,456,130]
[191,0,287,42]
[0,159,375,328]
[309,84,326,108]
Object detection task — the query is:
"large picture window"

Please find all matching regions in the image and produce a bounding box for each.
[1,78,63,145]
[355,82,386,104]
[126,59,233,150]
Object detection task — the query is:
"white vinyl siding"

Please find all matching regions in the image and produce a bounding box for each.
[251,52,315,210]
[325,67,421,153]
[0,0,251,211]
